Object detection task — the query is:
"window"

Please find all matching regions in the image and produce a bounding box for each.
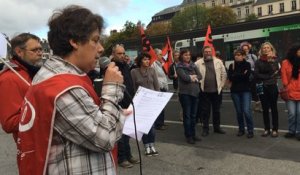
[258,7,262,16]
[222,0,226,4]
[280,3,284,13]
[268,5,273,14]
[237,8,241,17]
[292,0,297,11]
[245,6,250,15]
[212,0,215,7]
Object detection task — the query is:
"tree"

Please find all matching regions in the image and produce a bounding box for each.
[171,5,208,32]
[245,14,258,22]
[146,22,171,35]
[102,21,140,56]
[205,6,237,27]
[121,21,139,39]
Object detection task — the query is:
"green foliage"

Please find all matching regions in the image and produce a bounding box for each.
[245,14,258,22]
[121,21,139,38]
[171,5,208,32]
[206,6,237,27]
[146,22,172,35]
[103,21,139,56]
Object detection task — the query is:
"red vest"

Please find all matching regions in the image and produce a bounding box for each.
[17,74,117,175]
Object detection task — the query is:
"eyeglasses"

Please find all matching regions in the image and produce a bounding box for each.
[24,47,43,53]
[115,44,124,47]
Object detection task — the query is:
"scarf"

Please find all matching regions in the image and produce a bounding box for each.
[13,56,40,78]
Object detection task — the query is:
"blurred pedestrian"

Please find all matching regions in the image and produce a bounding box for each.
[281,43,300,140]
[241,42,262,112]
[168,50,180,92]
[152,48,169,130]
[176,49,202,144]
[228,49,254,138]
[195,46,227,137]
[254,42,280,137]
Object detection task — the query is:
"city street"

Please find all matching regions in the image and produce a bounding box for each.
[1,93,300,175]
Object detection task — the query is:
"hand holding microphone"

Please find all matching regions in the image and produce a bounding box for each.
[104,63,124,84]
[99,57,124,84]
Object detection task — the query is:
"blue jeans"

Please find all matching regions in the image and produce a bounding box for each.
[179,94,199,138]
[231,92,254,132]
[286,100,300,134]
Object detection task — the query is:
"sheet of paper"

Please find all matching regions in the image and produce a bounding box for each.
[0,33,8,59]
[123,87,173,140]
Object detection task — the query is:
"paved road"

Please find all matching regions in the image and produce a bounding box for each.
[1,93,299,175]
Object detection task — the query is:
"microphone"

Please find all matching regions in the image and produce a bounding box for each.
[99,56,111,71]
[94,57,110,96]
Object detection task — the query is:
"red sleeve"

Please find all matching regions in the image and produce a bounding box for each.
[0,73,28,134]
[280,60,289,87]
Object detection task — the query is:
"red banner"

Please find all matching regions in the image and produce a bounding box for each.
[161,36,173,75]
[138,23,157,65]
[203,25,216,56]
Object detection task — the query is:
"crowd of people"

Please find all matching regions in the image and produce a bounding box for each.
[0,4,300,174]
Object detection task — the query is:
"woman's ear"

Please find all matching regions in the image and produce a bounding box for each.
[69,39,79,50]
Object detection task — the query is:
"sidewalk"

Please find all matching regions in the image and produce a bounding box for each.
[118,123,300,175]
[1,125,300,175]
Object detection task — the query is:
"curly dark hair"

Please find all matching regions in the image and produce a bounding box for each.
[285,43,300,79]
[136,52,151,67]
[47,5,103,57]
[10,33,40,57]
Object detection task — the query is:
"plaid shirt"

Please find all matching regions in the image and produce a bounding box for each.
[33,56,125,175]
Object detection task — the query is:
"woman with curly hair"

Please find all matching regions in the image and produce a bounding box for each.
[281,43,300,140]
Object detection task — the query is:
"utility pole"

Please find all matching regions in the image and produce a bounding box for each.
[195,0,199,29]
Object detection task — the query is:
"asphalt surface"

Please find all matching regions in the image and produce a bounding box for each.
[1,93,300,175]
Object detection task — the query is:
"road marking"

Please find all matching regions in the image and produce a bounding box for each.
[170,98,286,104]
[165,120,288,133]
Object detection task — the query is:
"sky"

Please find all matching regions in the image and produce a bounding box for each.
[0,0,183,39]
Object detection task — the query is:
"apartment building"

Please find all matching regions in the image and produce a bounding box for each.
[150,0,300,25]
[254,0,300,19]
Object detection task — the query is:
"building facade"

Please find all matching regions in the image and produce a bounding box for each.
[150,0,300,25]
[254,0,300,19]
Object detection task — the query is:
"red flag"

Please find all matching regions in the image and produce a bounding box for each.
[161,36,173,75]
[203,25,216,56]
[138,23,157,65]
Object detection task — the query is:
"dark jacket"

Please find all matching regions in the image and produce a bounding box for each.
[168,62,178,90]
[176,61,202,97]
[112,60,134,108]
[254,58,280,86]
[228,60,251,92]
